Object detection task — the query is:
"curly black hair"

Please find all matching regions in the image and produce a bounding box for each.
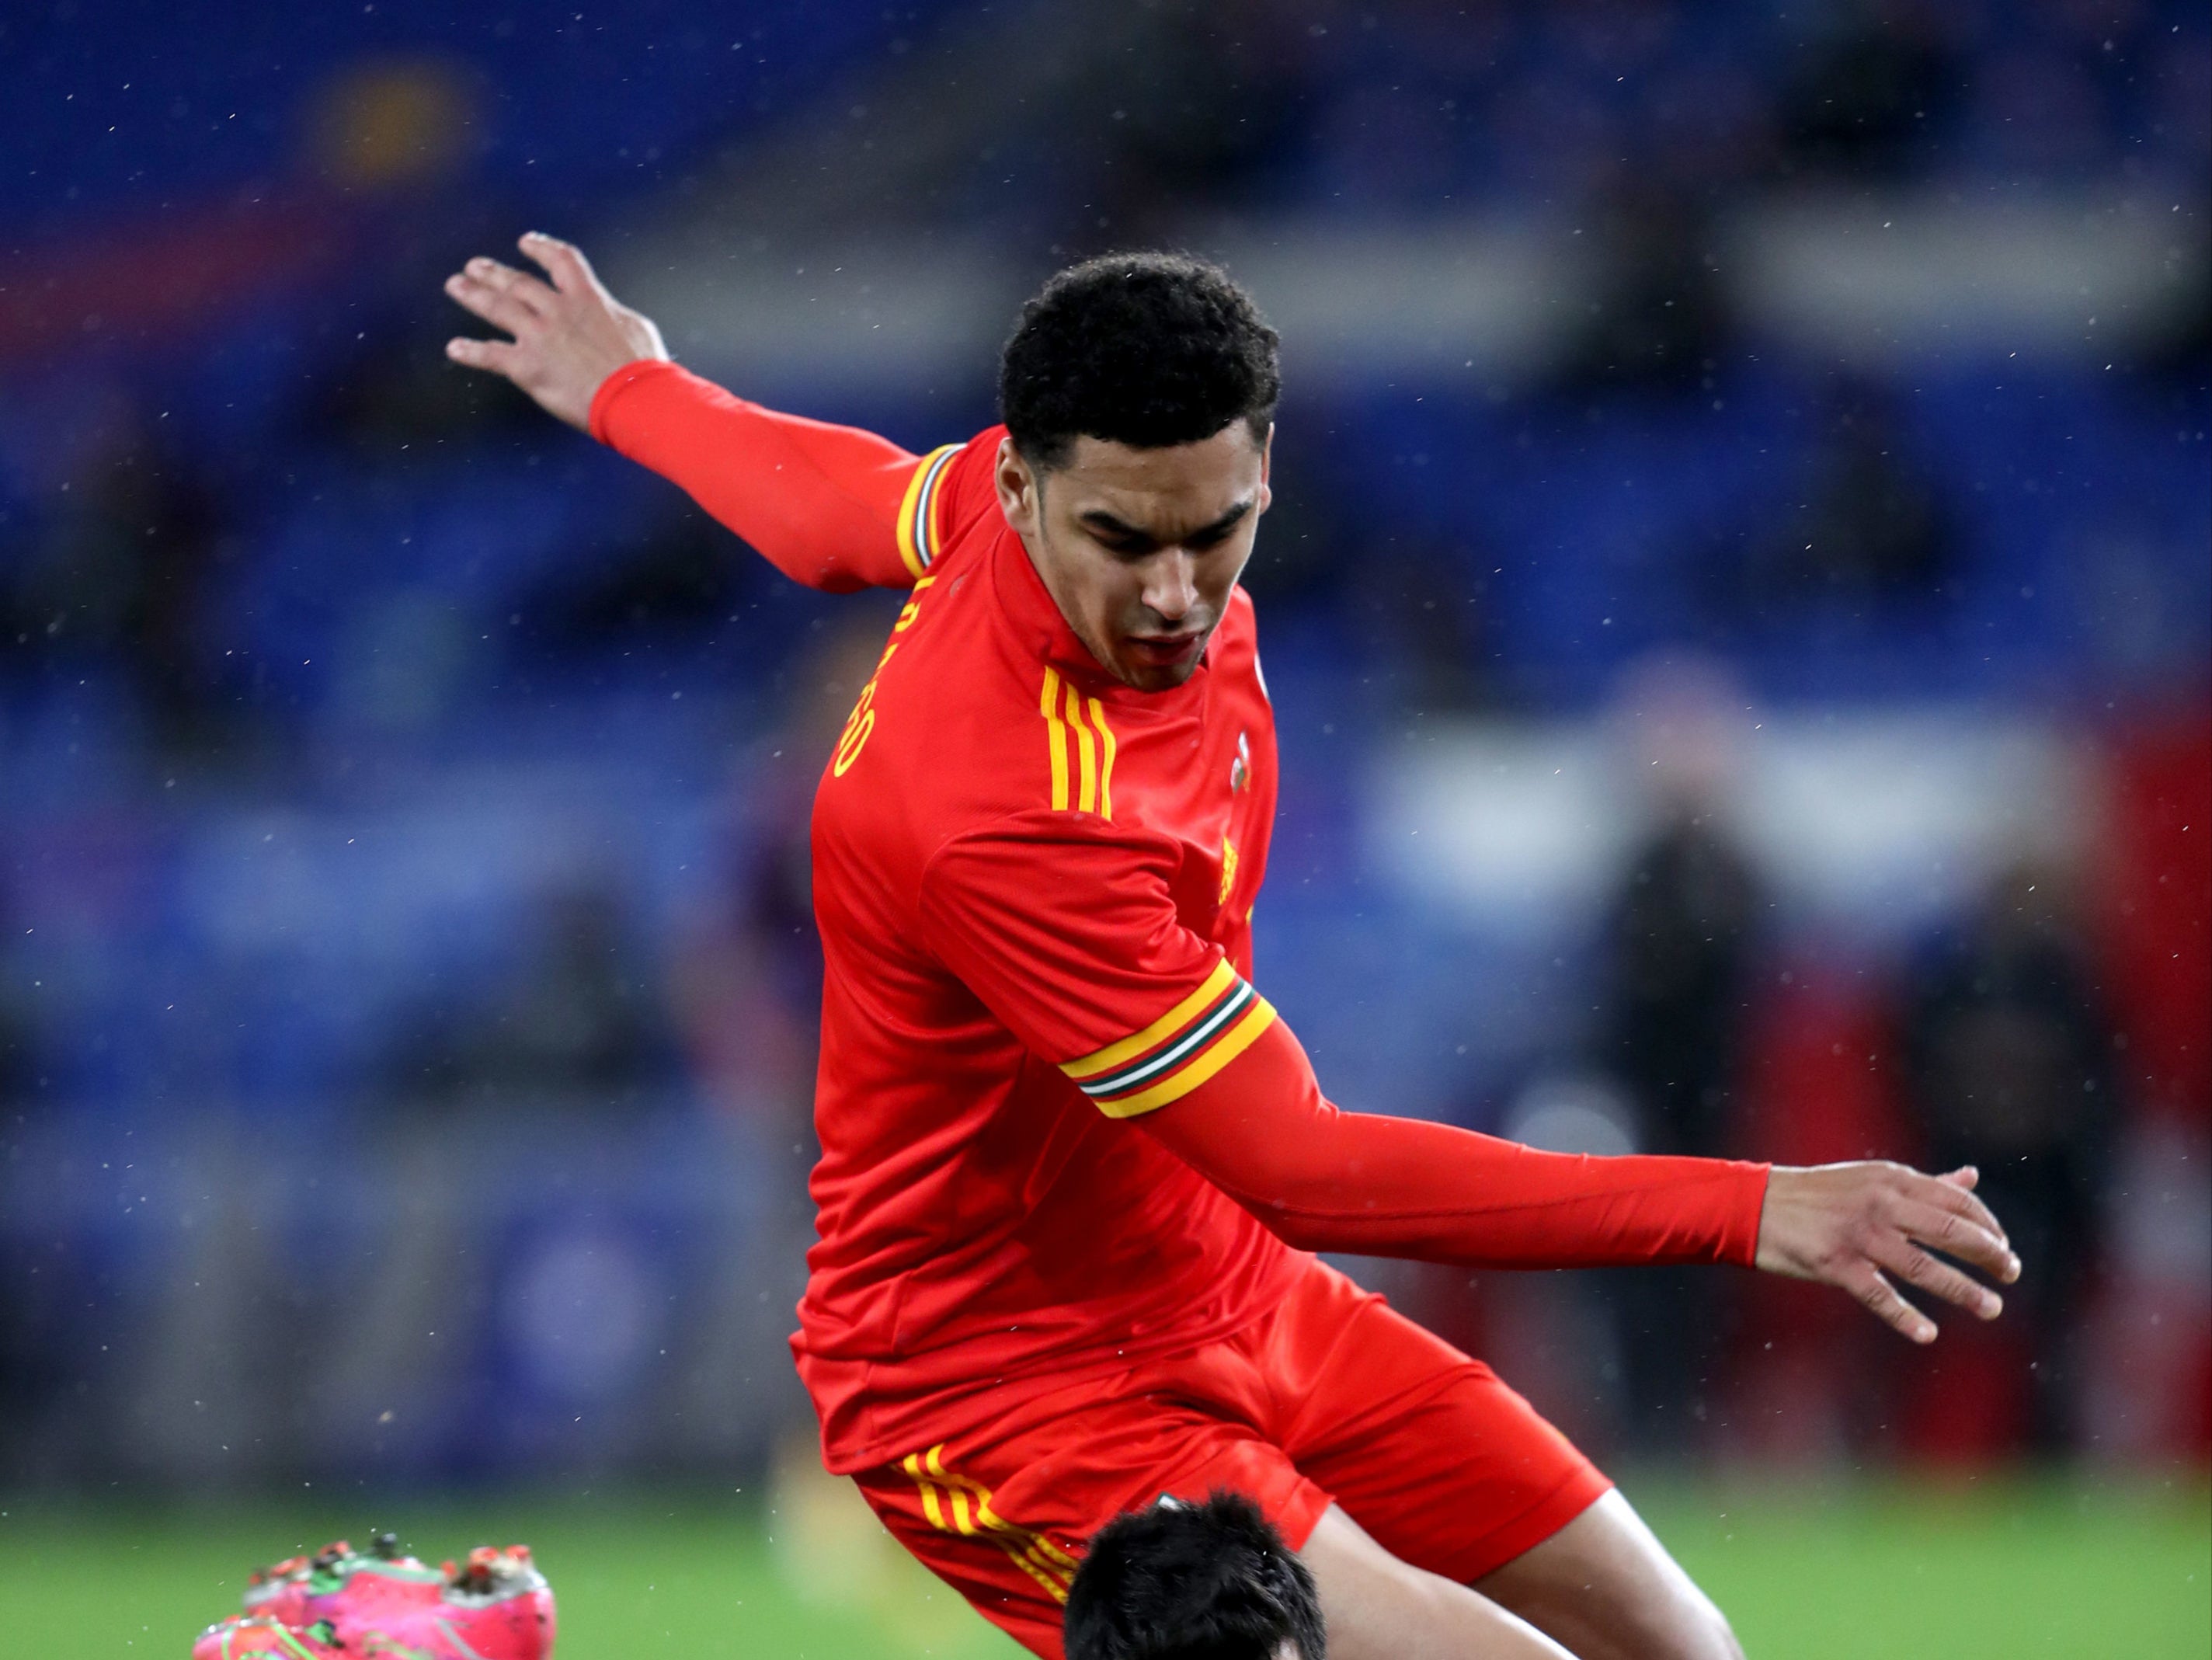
[1063,1491,1325,1660]
[999,252,1281,472]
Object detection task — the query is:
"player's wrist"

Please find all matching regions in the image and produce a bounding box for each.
[586,356,684,445]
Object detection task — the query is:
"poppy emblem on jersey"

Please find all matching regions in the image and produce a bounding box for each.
[1231,730,1252,794]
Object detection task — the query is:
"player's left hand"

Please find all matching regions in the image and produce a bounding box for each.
[1754,1161,2020,1343]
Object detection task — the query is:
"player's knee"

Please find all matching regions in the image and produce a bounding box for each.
[1669,1595,1744,1660]
[1600,1582,1741,1660]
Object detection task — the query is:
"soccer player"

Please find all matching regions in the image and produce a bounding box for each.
[443,234,2020,1660]
[1065,1491,1325,1660]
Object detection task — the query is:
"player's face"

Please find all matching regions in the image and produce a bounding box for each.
[996,423,1272,692]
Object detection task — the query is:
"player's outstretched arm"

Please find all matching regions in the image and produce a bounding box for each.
[444,233,942,591]
[1141,1014,1773,1270]
[1139,1014,2019,1342]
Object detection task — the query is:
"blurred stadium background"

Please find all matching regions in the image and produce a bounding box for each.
[1,2,2206,1654]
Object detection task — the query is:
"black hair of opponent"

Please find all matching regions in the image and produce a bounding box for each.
[1063,1490,1325,1660]
[998,252,1282,472]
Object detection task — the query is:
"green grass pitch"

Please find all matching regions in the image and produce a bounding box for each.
[2,1474,2203,1657]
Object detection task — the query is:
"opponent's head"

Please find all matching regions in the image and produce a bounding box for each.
[1063,1491,1325,1660]
[996,252,1280,692]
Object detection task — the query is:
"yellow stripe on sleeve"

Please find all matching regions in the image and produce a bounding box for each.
[1092,997,1278,1119]
[893,458,934,583]
[893,444,958,581]
[1061,960,1238,1082]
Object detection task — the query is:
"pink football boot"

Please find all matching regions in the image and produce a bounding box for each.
[190,1534,555,1659]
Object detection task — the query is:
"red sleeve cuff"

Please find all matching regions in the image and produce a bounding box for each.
[1723,1161,1774,1268]
[586,357,689,447]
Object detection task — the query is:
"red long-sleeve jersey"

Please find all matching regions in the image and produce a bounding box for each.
[591,360,1772,1471]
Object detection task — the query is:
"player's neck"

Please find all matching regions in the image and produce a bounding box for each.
[1010,528,1207,696]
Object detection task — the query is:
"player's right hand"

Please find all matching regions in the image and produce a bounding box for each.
[1754,1161,2021,1344]
[443,231,669,431]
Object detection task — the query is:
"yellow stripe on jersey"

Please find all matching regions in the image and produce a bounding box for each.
[1040,667,1070,810]
[1064,682,1099,813]
[1089,694,1116,820]
[1037,670,1118,819]
[894,444,962,581]
[903,1450,947,1530]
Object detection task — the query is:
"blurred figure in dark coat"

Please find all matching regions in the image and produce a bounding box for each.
[1595,661,1769,1453]
[1901,860,2116,1453]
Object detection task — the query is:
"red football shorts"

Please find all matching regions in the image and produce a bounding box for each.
[851,1259,1610,1657]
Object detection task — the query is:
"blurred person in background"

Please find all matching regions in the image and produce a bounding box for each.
[519,505,749,653]
[1601,663,1767,1167]
[1899,859,2118,1456]
[1603,813,1762,1170]
[1,398,232,752]
[672,618,898,1140]
[0,882,49,1486]
[670,616,899,1471]
[1595,662,1769,1453]
[1071,5,1315,247]
[1775,1,1964,182]
[1734,374,1956,620]
[1354,527,1501,717]
[311,296,544,460]
[0,885,32,1112]
[2078,715,2212,1463]
[1553,178,1734,398]
[1598,801,1766,1453]
[388,876,679,1115]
